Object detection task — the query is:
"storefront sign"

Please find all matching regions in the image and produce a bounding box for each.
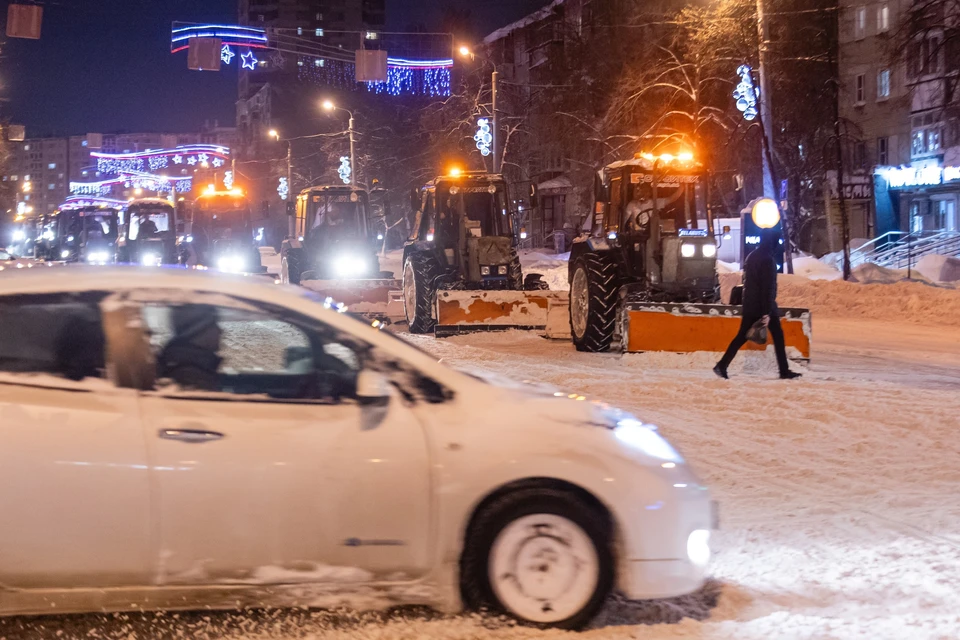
[876,165,960,188]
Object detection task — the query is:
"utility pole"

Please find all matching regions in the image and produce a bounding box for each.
[492,68,499,174]
[348,116,357,186]
[828,46,852,281]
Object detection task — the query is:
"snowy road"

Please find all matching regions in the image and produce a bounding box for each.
[3,318,959,639]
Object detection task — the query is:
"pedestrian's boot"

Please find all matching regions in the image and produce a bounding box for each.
[780,370,802,380]
[713,363,729,379]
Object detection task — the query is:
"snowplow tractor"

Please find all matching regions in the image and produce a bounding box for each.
[280,186,403,322]
[119,199,180,267]
[402,171,565,335]
[180,190,264,274]
[569,153,810,360]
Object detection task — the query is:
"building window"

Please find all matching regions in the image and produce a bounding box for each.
[365,31,378,40]
[910,36,942,77]
[928,128,941,151]
[854,141,866,168]
[877,137,889,164]
[912,130,926,156]
[315,28,323,36]
[877,69,890,99]
[48,163,56,170]
[855,6,867,38]
[48,183,55,190]
[855,73,865,104]
[23,145,30,151]
[877,4,889,32]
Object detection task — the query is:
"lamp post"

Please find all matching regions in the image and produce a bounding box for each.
[269,129,295,237]
[322,100,356,186]
[459,45,500,175]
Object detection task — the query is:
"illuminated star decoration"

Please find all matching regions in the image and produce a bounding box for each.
[277,177,289,201]
[241,51,259,71]
[198,153,209,163]
[221,44,235,65]
[187,156,198,166]
[212,158,224,168]
[338,156,352,184]
[172,155,183,164]
[224,171,234,190]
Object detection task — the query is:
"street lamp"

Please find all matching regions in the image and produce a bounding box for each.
[458,45,500,174]
[268,129,295,237]
[321,100,356,186]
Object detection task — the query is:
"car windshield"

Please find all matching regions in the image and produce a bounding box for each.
[129,207,172,240]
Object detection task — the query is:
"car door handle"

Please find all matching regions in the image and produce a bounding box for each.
[159,428,224,444]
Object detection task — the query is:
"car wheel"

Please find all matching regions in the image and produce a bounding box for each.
[461,488,614,630]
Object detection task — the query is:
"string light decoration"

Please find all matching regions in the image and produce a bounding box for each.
[733,64,759,121]
[475,118,492,157]
[221,44,235,65]
[70,178,125,196]
[241,50,259,70]
[170,23,269,53]
[93,145,229,174]
[224,170,234,190]
[338,156,352,184]
[277,177,289,200]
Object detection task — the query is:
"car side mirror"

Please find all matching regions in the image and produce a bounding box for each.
[356,369,390,406]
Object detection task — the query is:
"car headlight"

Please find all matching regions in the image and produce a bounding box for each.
[218,255,245,273]
[680,243,696,258]
[481,266,491,276]
[334,255,366,277]
[614,418,683,463]
[702,244,717,258]
[687,529,711,567]
[141,253,161,267]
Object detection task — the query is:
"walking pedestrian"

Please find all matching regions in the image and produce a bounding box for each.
[714,228,802,380]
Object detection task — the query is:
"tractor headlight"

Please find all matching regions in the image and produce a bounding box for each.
[702,244,717,258]
[60,250,70,259]
[681,243,696,258]
[334,255,366,277]
[87,251,109,264]
[141,252,161,267]
[12,230,25,242]
[481,266,491,276]
[498,265,508,275]
[687,530,711,567]
[218,255,245,273]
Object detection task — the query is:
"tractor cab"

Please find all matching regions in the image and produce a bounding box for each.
[57,205,119,263]
[408,171,520,288]
[590,154,717,301]
[184,190,264,273]
[120,198,178,266]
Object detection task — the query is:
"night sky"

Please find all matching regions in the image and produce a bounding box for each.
[2,0,544,137]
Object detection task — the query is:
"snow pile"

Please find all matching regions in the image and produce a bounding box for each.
[914,254,960,283]
[778,275,960,327]
[792,256,842,281]
[520,249,569,291]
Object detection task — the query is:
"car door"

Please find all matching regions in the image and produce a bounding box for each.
[0,291,151,589]
[127,292,432,587]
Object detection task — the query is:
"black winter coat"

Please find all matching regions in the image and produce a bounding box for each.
[742,249,778,318]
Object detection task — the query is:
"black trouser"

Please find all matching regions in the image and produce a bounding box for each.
[718,311,790,374]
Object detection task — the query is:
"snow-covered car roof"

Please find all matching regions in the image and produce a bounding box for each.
[0,265,461,388]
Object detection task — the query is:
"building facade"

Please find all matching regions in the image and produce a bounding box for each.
[839,0,960,240]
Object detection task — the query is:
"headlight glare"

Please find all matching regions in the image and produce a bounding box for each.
[614,419,683,462]
[702,244,717,258]
[218,255,245,273]
[334,255,366,277]
[687,529,711,567]
[141,253,161,267]
[680,243,696,258]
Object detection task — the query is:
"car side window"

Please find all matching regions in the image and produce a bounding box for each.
[0,293,107,382]
[141,302,362,402]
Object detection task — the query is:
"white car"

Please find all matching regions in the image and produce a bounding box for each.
[0,267,714,629]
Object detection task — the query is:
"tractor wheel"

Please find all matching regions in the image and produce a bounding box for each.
[569,253,620,352]
[281,247,303,285]
[403,253,439,334]
[507,252,524,290]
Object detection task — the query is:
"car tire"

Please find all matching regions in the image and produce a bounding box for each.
[403,253,438,334]
[460,488,614,630]
[281,248,303,285]
[569,253,620,352]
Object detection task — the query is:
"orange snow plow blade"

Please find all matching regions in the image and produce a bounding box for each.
[435,290,570,337]
[622,303,811,361]
[301,278,405,323]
